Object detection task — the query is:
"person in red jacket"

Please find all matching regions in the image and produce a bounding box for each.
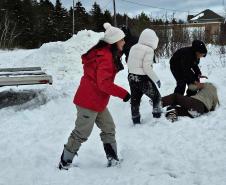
[59,23,130,170]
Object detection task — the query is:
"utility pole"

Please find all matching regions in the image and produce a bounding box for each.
[223,0,226,23]
[126,15,128,27]
[72,0,75,35]
[113,0,117,26]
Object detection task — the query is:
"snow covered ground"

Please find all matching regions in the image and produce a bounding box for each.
[0,30,226,185]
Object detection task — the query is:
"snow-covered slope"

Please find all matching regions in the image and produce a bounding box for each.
[0,30,226,185]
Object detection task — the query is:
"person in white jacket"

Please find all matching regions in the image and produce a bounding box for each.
[127,28,161,124]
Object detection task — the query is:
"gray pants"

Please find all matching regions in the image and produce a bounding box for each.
[63,105,117,161]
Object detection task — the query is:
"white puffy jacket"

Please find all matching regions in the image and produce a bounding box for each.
[127,29,160,83]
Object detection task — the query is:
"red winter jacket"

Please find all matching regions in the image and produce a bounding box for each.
[73,45,128,112]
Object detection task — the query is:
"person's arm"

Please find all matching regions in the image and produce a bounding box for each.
[180,56,198,84]
[142,50,160,84]
[192,63,201,76]
[188,81,205,91]
[96,55,129,100]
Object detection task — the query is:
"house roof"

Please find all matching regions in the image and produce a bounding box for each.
[188,9,224,22]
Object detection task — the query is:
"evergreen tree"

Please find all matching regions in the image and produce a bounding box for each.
[133,12,151,34]
[90,2,105,31]
[171,18,177,24]
[53,0,71,41]
[1,0,36,48]
[19,0,36,48]
[103,10,112,25]
[73,1,90,33]
[36,0,55,45]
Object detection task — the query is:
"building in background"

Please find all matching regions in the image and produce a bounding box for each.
[187,9,225,23]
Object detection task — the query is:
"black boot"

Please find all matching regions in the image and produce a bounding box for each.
[152,103,162,118]
[58,150,73,170]
[165,107,178,122]
[104,143,119,167]
[132,116,141,124]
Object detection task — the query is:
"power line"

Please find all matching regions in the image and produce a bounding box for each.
[102,0,112,10]
[120,0,199,14]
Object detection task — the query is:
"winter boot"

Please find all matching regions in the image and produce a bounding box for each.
[104,143,119,167]
[58,148,76,170]
[165,108,178,122]
[132,116,141,124]
[152,101,162,118]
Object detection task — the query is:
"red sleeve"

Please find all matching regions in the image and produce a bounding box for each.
[96,54,128,99]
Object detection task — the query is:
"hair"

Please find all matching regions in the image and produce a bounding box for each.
[85,40,124,72]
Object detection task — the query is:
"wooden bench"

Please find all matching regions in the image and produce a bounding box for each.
[0,67,53,86]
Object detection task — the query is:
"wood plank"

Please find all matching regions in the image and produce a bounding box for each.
[0,75,53,86]
[0,71,46,76]
[0,67,41,72]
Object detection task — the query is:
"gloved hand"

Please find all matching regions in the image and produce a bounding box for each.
[156,80,161,88]
[199,75,208,79]
[123,93,131,102]
[194,81,204,89]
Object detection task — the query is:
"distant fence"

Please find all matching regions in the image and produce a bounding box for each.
[146,22,226,58]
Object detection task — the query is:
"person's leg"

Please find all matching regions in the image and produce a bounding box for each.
[128,74,143,124]
[60,106,98,169]
[174,80,186,95]
[95,108,118,161]
[142,79,162,118]
[170,68,186,95]
[175,106,191,117]
[161,93,177,107]
[162,93,206,116]
[186,88,198,96]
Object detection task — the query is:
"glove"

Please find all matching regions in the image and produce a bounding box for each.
[123,93,131,102]
[156,80,161,88]
[199,75,208,79]
[194,81,204,89]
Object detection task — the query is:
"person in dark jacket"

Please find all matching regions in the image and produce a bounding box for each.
[121,25,138,62]
[162,82,219,122]
[58,23,130,170]
[170,40,208,96]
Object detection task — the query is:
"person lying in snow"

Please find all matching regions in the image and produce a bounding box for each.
[161,82,219,122]
[58,23,131,170]
[169,40,208,96]
[127,28,162,124]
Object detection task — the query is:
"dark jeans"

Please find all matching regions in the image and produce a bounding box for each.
[162,93,207,117]
[171,68,198,96]
[128,73,161,119]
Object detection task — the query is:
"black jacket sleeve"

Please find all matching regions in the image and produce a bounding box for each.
[192,64,201,75]
[180,55,198,84]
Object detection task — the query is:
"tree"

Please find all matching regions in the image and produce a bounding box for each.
[0,11,19,48]
[19,0,36,48]
[53,0,71,41]
[0,0,37,48]
[133,12,151,34]
[73,1,90,33]
[35,0,55,45]
[103,10,113,25]
[219,23,226,45]
[90,2,105,31]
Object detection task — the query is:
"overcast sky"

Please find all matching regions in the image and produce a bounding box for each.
[50,0,226,20]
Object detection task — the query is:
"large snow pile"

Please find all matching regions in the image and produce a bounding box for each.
[0,30,226,185]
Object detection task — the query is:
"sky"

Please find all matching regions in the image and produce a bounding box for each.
[50,0,226,21]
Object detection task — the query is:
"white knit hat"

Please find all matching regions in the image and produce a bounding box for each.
[102,23,125,44]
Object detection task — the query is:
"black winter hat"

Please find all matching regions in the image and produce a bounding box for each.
[192,40,207,57]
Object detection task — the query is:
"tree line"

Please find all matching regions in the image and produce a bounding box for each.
[0,0,183,49]
[0,0,225,53]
